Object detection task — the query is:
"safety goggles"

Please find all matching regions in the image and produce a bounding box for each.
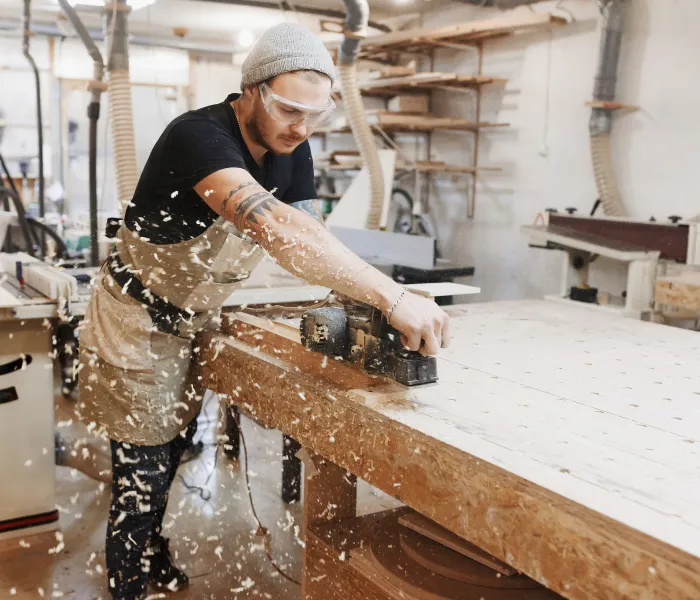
[258,81,335,128]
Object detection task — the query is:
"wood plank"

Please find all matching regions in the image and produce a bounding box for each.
[360,12,567,57]
[317,158,502,175]
[655,277,700,311]
[323,112,509,134]
[360,72,507,96]
[367,111,508,132]
[585,100,640,111]
[403,282,480,299]
[197,299,700,600]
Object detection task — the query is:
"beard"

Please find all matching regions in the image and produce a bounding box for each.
[245,101,304,155]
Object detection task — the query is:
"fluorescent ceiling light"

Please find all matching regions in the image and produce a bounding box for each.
[237,30,255,48]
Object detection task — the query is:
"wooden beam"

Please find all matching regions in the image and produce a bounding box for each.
[586,100,640,111]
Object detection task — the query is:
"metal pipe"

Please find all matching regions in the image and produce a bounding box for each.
[0,19,237,57]
[57,0,104,267]
[21,0,46,257]
[191,0,390,32]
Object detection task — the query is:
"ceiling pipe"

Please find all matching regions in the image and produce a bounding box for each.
[187,0,391,32]
[57,0,105,266]
[0,18,241,56]
[21,0,46,258]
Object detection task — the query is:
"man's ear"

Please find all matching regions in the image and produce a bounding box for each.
[242,85,259,99]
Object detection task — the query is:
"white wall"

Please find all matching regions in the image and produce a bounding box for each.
[416,0,700,301]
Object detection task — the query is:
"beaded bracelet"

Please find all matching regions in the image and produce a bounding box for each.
[386,289,407,324]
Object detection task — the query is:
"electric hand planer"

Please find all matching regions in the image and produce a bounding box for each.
[299,305,438,386]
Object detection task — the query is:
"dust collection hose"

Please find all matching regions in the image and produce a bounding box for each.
[105,1,139,215]
[339,0,385,230]
[589,0,626,217]
[22,0,46,257]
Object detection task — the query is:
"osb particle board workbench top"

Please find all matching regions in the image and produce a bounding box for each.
[199,299,700,599]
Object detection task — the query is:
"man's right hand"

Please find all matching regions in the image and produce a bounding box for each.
[388,292,450,357]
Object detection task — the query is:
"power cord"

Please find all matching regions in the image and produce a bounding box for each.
[175,394,301,586]
[230,408,301,586]
[240,293,332,314]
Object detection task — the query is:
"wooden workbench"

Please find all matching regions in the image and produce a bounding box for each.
[197,299,700,600]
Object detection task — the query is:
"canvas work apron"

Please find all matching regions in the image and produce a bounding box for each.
[78,217,265,445]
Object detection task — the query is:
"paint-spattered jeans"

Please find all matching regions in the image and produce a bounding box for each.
[106,416,198,599]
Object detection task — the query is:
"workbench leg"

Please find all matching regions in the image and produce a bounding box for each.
[299,452,357,600]
[281,435,302,504]
[223,403,240,460]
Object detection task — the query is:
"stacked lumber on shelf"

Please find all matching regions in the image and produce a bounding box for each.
[324,111,508,133]
[317,152,501,175]
[359,11,568,57]
[361,72,507,96]
[365,111,508,132]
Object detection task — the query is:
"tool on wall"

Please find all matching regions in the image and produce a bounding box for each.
[300,304,438,386]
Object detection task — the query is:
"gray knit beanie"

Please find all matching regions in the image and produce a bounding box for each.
[240,23,336,89]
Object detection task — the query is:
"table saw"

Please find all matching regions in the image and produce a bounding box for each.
[197,299,700,600]
[0,252,331,540]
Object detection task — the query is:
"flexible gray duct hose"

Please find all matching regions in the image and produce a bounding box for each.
[590,134,625,216]
[105,0,139,215]
[339,0,385,230]
[589,0,627,217]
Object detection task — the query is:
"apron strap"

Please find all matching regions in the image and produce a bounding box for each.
[106,253,203,337]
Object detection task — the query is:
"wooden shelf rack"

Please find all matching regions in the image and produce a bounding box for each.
[359,12,567,58]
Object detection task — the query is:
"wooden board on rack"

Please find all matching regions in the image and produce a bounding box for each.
[360,72,507,96]
[360,12,567,57]
[316,158,501,175]
[325,112,508,133]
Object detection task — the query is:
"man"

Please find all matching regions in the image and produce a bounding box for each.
[78,22,449,600]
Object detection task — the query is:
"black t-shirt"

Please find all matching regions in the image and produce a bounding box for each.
[125,93,317,244]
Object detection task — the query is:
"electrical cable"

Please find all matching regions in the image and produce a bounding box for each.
[240,293,332,314]
[230,407,301,586]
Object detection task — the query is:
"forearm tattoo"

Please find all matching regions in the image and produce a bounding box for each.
[290,199,325,225]
[230,188,283,232]
[220,181,256,220]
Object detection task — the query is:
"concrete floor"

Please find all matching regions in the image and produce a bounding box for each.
[0,393,399,599]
